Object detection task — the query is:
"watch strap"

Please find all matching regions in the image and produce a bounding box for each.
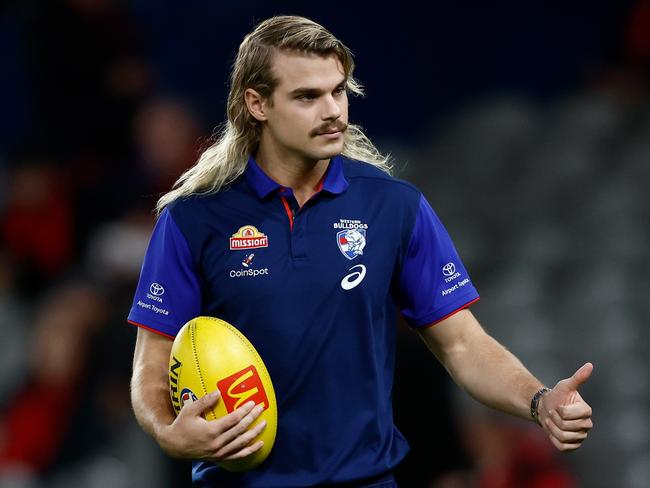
[530,387,551,425]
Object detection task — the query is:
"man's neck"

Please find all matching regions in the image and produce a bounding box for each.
[254,145,330,207]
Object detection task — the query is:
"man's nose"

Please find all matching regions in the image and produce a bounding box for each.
[321,94,341,120]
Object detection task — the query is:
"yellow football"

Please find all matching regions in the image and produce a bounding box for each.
[168,316,277,472]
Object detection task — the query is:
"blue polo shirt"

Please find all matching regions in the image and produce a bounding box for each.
[128,154,479,487]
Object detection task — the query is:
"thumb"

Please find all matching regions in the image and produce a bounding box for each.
[183,389,221,416]
[562,362,594,391]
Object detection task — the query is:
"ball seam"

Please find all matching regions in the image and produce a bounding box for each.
[190,321,215,421]
[204,317,277,419]
[206,317,270,380]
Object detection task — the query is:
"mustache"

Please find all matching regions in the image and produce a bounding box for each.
[311,121,348,137]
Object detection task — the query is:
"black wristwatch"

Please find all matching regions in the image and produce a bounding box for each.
[530,387,551,425]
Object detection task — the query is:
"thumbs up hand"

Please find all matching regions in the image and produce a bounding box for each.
[537,363,594,451]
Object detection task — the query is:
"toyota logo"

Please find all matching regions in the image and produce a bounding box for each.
[150,283,165,296]
[442,262,456,276]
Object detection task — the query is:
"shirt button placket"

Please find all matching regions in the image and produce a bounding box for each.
[291,199,308,260]
[279,188,306,260]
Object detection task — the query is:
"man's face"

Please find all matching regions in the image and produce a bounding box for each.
[261,50,349,162]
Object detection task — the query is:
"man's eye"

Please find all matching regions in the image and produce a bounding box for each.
[335,86,346,95]
[298,94,315,101]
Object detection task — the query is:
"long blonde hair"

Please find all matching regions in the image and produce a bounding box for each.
[156,15,393,214]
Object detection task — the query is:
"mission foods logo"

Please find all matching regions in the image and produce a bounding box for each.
[229,225,269,250]
[217,365,269,413]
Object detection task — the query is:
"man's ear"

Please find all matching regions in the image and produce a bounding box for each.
[244,88,269,122]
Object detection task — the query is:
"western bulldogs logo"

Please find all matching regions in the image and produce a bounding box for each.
[337,229,366,260]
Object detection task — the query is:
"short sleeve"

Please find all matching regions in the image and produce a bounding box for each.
[127,208,202,338]
[397,194,479,328]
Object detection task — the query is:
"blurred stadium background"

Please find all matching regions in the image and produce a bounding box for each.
[0,1,648,487]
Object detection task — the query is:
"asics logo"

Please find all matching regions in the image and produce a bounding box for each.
[341,264,366,290]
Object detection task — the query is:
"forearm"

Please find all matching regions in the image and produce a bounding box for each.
[418,309,594,451]
[130,328,176,446]
[441,331,543,420]
[418,310,543,421]
[131,358,176,441]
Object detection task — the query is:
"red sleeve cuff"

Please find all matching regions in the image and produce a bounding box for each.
[128,320,175,339]
[420,297,480,329]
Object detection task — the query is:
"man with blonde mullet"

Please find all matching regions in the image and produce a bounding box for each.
[128,15,594,487]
